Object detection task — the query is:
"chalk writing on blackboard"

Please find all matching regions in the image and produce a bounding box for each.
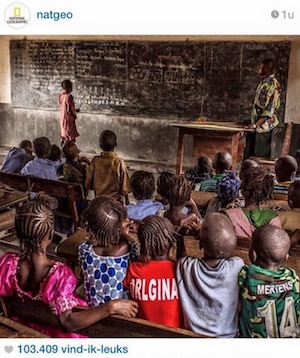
[10,40,291,121]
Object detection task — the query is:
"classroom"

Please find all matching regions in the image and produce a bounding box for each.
[1,34,300,339]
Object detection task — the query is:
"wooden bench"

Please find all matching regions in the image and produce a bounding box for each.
[0,315,46,338]
[1,295,203,338]
[0,172,85,232]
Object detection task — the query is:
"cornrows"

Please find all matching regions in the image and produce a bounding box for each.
[166,175,191,206]
[138,215,177,262]
[156,171,174,197]
[241,168,274,205]
[81,196,127,247]
[130,170,155,200]
[15,194,57,259]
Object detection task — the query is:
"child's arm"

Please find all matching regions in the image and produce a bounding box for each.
[84,159,95,195]
[67,94,77,120]
[59,299,138,332]
[185,197,202,220]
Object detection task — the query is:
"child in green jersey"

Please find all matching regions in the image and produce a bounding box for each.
[239,224,300,338]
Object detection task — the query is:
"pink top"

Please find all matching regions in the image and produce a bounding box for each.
[59,92,79,142]
[0,253,87,337]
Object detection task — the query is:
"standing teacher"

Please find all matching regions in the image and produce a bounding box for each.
[244,58,281,159]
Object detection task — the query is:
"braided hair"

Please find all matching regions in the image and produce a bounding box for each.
[15,194,58,259]
[138,215,177,262]
[81,195,127,247]
[241,168,274,205]
[156,171,174,198]
[167,175,191,206]
[130,170,155,200]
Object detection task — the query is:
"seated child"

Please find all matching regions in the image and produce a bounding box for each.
[21,137,58,180]
[225,168,281,238]
[163,175,202,229]
[278,181,300,245]
[124,215,182,328]
[239,224,300,338]
[239,159,259,181]
[206,171,241,214]
[155,170,175,208]
[79,196,139,307]
[200,151,233,192]
[176,212,244,337]
[273,155,298,200]
[85,130,131,204]
[1,140,33,174]
[0,194,138,337]
[62,141,90,185]
[48,144,65,175]
[185,156,213,191]
[294,149,300,180]
[126,170,164,220]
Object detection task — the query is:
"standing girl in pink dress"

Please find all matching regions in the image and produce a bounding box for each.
[59,79,80,146]
[0,194,138,337]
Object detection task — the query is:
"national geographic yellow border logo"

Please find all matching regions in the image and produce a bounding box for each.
[5,3,30,28]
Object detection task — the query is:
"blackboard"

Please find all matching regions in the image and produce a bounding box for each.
[10,40,291,121]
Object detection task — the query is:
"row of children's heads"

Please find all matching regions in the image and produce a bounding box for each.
[15,194,291,268]
[15,194,177,262]
[195,151,233,175]
[20,137,62,161]
[131,170,192,206]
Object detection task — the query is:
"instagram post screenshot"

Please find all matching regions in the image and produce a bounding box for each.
[0,0,300,356]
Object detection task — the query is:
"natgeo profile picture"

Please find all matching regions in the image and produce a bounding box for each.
[5,3,30,28]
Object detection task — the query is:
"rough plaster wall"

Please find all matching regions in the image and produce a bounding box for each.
[0,37,10,103]
[285,41,300,124]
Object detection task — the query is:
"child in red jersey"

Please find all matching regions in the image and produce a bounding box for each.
[124,215,183,328]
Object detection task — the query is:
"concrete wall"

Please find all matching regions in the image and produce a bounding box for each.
[1,35,300,165]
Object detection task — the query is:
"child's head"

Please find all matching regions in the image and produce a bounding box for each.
[288,181,300,209]
[241,168,274,206]
[167,175,191,207]
[200,212,237,259]
[240,159,259,180]
[138,215,176,262]
[33,137,51,158]
[213,151,232,174]
[19,140,33,155]
[99,130,117,151]
[62,79,73,93]
[294,150,300,176]
[63,141,79,161]
[275,155,298,182]
[130,170,155,200]
[81,195,127,247]
[15,194,58,258]
[48,144,62,162]
[250,224,290,266]
[156,171,174,198]
[196,156,213,174]
[216,171,241,205]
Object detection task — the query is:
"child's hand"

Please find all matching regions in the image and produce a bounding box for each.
[108,299,138,318]
[120,219,138,240]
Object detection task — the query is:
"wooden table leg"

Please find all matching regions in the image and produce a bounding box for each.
[231,133,239,171]
[176,129,184,175]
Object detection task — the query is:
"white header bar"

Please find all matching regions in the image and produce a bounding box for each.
[0,0,300,35]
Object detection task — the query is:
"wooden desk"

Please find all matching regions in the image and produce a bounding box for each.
[0,189,28,211]
[171,122,249,174]
[191,190,216,207]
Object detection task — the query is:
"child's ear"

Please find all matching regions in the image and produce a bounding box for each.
[249,248,257,264]
[285,253,289,261]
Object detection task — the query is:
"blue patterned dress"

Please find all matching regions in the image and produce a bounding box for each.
[78,241,138,307]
